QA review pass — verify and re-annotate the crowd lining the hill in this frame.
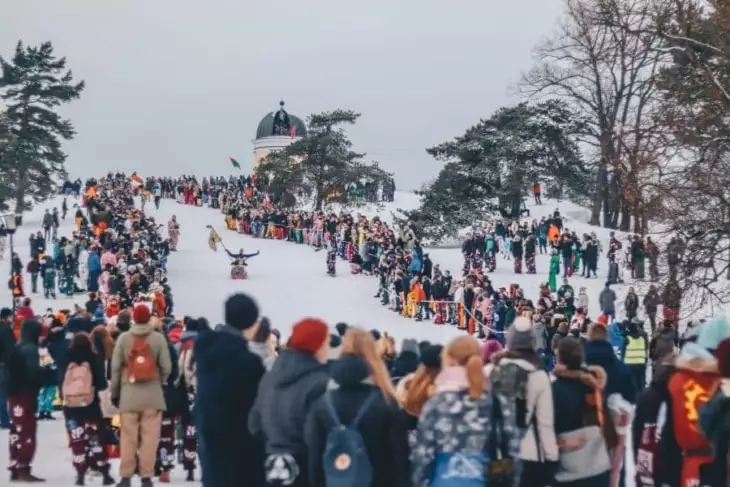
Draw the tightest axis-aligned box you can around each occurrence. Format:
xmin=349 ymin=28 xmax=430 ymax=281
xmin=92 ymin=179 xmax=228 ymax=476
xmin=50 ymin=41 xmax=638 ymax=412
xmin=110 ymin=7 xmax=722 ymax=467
xmin=0 ymin=173 xmax=729 ymax=487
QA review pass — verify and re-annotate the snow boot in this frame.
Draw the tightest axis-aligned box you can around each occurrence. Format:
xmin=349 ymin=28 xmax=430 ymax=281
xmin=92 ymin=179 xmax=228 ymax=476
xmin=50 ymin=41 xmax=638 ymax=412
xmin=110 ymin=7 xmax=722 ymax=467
xmin=185 ymin=470 xmax=195 ymax=482
xmin=12 ymin=469 xmax=45 ymax=483
xmin=116 ymin=478 xmax=131 ymax=487
xmin=101 ymin=473 xmax=116 ymax=486
xmin=159 ymin=471 xmax=171 ymax=483
xmin=140 ymin=478 xmax=154 ymax=487
xmin=75 ymin=473 xmax=85 ymax=486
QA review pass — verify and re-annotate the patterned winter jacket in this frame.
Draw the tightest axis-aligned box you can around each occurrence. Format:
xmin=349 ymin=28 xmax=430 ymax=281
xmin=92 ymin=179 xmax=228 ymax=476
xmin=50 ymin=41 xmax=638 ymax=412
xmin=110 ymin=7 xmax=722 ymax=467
xmin=410 ymin=389 xmax=520 ymax=487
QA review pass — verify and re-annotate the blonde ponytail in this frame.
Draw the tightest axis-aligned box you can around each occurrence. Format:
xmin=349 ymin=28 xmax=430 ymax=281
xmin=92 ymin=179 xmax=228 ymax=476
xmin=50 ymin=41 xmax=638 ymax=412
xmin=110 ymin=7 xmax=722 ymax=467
xmin=465 ymin=355 xmax=484 ymax=399
xmin=342 ymin=328 xmax=397 ymax=400
xmin=444 ymin=335 xmax=484 ymax=399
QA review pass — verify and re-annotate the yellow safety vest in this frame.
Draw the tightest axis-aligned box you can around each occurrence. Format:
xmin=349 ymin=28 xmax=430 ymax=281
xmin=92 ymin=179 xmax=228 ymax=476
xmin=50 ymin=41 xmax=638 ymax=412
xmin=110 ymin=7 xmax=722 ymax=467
xmin=624 ymin=336 xmax=647 ymax=365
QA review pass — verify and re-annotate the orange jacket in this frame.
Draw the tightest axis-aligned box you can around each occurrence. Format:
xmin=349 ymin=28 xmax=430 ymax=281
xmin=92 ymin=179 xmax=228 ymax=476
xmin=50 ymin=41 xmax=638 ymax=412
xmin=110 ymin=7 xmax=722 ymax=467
xmin=548 ymin=225 xmax=560 ymax=242
xmin=153 ymin=293 xmax=166 ymax=318
xmin=667 ymin=365 xmax=718 ymax=486
xmin=410 ymin=282 xmax=426 ymax=303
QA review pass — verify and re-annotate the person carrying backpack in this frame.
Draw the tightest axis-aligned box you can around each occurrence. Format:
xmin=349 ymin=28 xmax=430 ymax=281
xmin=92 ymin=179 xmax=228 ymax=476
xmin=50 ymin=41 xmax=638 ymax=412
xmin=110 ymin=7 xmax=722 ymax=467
xmin=248 ymin=318 xmax=331 ymax=487
xmin=411 ymin=335 xmax=519 ymax=487
xmin=304 ymin=328 xmax=410 ymax=487
xmin=485 ymin=316 xmax=559 ymax=487
xmin=110 ymin=305 xmax=172 ymax=487
xmin=62 ymin=332 xmax=115 ymax=486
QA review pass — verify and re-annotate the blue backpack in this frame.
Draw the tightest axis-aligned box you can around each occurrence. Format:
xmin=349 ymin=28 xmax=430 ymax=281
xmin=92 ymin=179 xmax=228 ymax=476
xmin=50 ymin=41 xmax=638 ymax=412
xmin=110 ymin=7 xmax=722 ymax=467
xmin=323 ymin=390 xmax=377 ymax=487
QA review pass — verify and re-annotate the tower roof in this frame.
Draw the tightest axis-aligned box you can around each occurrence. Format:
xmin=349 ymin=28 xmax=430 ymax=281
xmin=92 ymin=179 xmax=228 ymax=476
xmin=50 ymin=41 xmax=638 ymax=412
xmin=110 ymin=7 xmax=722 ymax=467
xmin=255 ymin=103 xmax=307 ymax=140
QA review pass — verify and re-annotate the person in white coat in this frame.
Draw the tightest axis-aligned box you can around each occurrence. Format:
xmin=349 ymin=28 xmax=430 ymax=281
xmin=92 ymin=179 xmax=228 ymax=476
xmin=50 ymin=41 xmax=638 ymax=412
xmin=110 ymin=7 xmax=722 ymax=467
xmin=577 ymin=286 xmax=589 ymax=312
xmin=77 ymin=247 xmax=89 ymax=289
xmin=485 ymin=317 xmax=559 ymax=487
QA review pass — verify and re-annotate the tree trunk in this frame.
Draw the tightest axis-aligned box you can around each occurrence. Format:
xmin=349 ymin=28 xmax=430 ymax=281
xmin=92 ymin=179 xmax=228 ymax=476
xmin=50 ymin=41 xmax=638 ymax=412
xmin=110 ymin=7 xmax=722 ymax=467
xmin=632 ymin=200 xmax=642 ymax=235
xmin=590 ymin=165 xmax=606 ymax=226
xmin=510 ymin=192 xmax=521 ymax=219
xmin=619 ymin=206 xmax=631 ymax=232
xmin=14 ymin=169 xmax=26 ymax=215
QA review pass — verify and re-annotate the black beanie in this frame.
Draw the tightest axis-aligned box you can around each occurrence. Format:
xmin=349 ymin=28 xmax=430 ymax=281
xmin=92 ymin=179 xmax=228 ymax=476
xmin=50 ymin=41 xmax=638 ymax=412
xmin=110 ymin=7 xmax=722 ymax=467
xmin=225 ymin=293 xmax=259 ymax=330
xmin=335 ymin=322 xmax=349 ymax=336
xmin=370 ymin=329 xmax=382 ymax=341
xmin=421 ymin=345 xmax=443 ymax=368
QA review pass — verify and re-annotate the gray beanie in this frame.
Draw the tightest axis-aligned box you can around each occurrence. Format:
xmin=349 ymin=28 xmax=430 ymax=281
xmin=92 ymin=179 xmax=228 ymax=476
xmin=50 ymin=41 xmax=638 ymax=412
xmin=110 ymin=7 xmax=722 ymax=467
xmin=401 ymin=338 xmax=420 ymax=356
xmin=506 ymin=316 xmax=535 ymax=351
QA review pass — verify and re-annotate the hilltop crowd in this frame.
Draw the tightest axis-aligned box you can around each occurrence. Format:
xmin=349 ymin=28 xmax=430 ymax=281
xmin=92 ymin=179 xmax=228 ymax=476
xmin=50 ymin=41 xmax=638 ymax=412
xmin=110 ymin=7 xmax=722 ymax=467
xmin=0 ymin=173 xmax=727 ymax=487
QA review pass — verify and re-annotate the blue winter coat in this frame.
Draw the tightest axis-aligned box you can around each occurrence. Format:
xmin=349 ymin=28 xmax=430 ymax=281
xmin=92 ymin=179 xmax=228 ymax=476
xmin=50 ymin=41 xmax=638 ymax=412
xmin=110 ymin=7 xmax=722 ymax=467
xmin=87 ymin=252 xmax=101 ymax=273
xmin=409 ymin=248 xmax=423 ymax=274
xmin=583 ymin=339 xmax=637 ymax=404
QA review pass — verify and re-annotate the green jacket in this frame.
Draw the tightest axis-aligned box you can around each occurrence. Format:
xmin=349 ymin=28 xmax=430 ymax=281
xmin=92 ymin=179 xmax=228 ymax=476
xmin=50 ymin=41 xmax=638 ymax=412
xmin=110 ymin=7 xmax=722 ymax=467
xmin=110 ymin=323 xmax=172 ymax=413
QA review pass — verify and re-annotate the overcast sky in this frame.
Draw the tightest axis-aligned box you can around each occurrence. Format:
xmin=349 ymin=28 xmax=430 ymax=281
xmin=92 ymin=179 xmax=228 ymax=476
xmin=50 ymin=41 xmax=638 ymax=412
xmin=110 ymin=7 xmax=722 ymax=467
xmin=2 ymin=0 xmax=563 ymax=189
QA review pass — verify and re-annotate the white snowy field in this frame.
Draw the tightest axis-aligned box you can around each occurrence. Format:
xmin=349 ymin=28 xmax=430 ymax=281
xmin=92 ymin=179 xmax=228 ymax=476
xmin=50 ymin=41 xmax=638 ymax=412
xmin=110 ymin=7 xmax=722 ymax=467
xmin=0 ymin=192 xmax=642 ymax=486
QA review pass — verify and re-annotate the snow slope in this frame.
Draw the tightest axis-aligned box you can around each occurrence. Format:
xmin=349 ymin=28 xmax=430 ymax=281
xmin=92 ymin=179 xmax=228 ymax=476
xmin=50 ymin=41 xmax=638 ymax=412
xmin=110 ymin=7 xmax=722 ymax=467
xmin=0 ymin=192 xmax=639 ymax=486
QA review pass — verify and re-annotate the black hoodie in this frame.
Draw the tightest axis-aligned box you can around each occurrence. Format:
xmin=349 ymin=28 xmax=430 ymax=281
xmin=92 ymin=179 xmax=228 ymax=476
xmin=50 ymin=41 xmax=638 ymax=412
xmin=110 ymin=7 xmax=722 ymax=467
xmin=304 ymin=355 xmax=411 ymax=487
xmin=7 ymin=320 xmax=42 ymax=396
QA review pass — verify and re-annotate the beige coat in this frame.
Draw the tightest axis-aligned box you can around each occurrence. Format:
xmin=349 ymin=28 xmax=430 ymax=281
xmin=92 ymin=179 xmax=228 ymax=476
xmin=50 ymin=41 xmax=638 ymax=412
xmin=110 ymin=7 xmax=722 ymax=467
xmin=484 ymin=356 xmax=559 ymax=462
xmin=110 ymin=324 xmax=172 ymax=413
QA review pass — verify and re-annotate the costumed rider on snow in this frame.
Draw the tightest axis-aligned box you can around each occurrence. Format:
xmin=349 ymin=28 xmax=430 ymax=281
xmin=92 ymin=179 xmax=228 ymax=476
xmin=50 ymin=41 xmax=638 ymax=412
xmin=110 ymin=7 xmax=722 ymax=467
xmin=226 ymin=248 xmax=260 ymax=266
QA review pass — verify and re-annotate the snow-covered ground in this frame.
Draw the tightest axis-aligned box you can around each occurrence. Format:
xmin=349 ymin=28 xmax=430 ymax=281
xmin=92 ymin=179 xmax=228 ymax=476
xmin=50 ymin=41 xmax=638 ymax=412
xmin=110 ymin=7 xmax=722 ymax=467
xmin=0 ymin=191 xmax=641 ymax=486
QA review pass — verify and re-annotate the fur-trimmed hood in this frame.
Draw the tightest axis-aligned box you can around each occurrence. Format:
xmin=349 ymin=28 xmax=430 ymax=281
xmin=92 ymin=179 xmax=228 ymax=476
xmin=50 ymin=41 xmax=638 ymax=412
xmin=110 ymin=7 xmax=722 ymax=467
xmin=552 ymin=364 xmax=607 ymax=390
xmin=665 ymin=352 xmax=718 ymax=374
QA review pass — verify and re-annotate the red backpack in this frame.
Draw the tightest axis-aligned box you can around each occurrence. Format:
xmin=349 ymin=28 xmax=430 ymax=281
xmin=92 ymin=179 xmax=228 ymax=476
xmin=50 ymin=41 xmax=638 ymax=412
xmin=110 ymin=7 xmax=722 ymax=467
xmin=126 ymin=336 xmax=158 ymax=383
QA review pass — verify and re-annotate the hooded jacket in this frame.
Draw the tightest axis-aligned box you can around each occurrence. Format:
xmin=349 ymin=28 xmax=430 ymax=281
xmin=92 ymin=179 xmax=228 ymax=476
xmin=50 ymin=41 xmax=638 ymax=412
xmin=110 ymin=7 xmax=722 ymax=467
xmin=305 ymin=355 xmax=410 ymax=487
xmin=194 ymin=324 xmax=265 ymax=487
xmin=583 ymin=339 xmax=637 ymax=404
xmin=6 ymin=320 xmax=42 ymax=396
xmin=110 ymin=323 xmax=172 ymax=412
xmin=248 ymin=348 xmax=329 ymax=455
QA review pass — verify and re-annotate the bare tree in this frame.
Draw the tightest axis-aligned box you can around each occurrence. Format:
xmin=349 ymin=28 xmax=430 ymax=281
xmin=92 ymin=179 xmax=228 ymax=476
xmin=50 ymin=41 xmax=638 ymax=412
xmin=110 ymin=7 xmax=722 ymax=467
xmin=644 ymin=0 xmax=730 ymax=312
xmin=520 ymin=0 xmax=669 ymax=230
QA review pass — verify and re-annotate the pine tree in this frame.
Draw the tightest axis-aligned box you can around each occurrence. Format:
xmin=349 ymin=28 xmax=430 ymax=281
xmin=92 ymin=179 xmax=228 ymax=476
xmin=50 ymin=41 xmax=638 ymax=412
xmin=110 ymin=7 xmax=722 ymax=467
xmin=0 ymin=41 xmax=85 ymax=212
xmin=256 ymin=109 xmax=390 ymax=210
xmin=402 ymin=101 xmax=591 ymax=241
xmin=0 ymin=112 xmax=13 ymax=210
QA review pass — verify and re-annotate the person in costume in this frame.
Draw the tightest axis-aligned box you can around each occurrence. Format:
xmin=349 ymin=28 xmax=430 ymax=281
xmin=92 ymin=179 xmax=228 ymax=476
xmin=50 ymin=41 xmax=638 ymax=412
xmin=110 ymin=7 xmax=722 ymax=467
xmin=225 ymin=248 xmax=259 ymax=266
xmin=548 ymin=248 xmax=560 ymax=292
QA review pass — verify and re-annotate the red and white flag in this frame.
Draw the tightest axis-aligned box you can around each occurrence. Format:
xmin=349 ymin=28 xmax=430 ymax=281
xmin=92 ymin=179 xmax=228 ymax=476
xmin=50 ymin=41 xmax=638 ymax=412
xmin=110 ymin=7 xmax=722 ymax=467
xmin=290 ymin=125 xmax=297 ymax=140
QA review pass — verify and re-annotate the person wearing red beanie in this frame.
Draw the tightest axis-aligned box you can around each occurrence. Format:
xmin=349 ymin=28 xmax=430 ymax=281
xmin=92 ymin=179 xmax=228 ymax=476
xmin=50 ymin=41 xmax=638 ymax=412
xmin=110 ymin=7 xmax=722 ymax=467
xmin=249 ymin=317 xmax=331 ymax=483
xmin=287 ymin=318 xmax=330 ymax=359
xmin=132 ymin=304 xmax=151 ymax=325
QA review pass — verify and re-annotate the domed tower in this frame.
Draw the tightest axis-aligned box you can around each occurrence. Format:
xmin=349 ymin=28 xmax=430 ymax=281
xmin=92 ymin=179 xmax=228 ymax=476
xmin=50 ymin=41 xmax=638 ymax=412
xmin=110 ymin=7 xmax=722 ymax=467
xmin=253 ymin=101 xmax=307 ymax=169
